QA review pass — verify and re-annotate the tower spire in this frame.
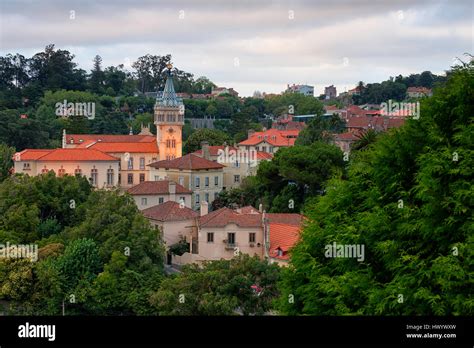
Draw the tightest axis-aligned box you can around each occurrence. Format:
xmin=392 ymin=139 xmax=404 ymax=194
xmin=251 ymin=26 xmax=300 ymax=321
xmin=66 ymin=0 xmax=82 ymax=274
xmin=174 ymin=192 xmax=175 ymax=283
xmin=156 ymin=64 xmax=183 ymax=108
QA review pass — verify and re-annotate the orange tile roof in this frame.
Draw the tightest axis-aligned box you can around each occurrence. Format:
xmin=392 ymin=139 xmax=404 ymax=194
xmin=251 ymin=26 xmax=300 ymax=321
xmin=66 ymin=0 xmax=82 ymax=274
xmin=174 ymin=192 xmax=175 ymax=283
xmin=149 ymin=154 xmax=224 ymax=170
xmin=16 ymin=148 xmax=119 ymax=162
xmin=256 ymin=151 xmax=273 ymax=160
xmin=142 ymin=201 xmax=198 ymax=222
xmin=66 ymin=134 xmax=155 ymax=144
xmin=268 ymin=223 xmax=301 ymax=260
xmin=127 ymin=180 xmax=192 ymax=195
xmin=334 ymin=132 xmax=359 ymax=141
xmin=239 ymin=128 xmax=299 ymax=147
xmin=199 ymin=207 xmax=262 ymax=228
xmin=14 ymin=149 xmax=53 ymax=160
xmin=266 ymin=213 xmax=304 ymax=226
xmin=86 ymin=142 xmax=159 ymax=153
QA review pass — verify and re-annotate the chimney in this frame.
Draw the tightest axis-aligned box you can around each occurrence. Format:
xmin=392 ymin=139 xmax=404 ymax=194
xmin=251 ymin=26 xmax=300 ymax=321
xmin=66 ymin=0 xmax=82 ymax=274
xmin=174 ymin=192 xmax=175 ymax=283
xmin=200 ymin=201 xmax=208 ymax=216
xmin=129 ymin=126 xmax=133 ymax=135
xmin=201 ymin=141 xmax=210 ymax=160
xmin=168 ymin=181 xmax=176 ymax=202
xmin=259 ymin=203 xmax=263 ymax=213
xmin=247 ymin=129 xmax=255 ymax=138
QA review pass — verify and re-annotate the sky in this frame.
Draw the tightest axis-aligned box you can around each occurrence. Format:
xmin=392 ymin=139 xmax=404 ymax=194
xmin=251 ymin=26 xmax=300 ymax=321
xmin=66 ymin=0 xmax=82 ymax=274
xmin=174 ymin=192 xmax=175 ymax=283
xmin=0 ymin=0 xmax=472 ymax=96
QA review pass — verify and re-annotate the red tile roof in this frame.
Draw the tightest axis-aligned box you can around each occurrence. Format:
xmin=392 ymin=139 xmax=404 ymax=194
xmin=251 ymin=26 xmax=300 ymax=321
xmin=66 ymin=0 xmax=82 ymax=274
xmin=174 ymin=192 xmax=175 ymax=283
xmin=199 ymin=207 xmax=262 ymax=228
xmin=149 ymin=154 xmax=224 ymax=170
xmin=66 ymin=134 xmax=155 ymax=144
xmin=239 ymin=128 xmax=299 ymax=147
xmin=269 ymin=223 xmax=301 ymax=260
xmin=266 ymin=213 xmax=304 ymax=226
xmin=334 ymin=132 xmax=359 ymax=141
xmin=142 ymin=201 xmax=198 ymax=222
xmin=14 ymin=149 xmax=53 ymax=161
xmin=127 ymin=180 xmax=192 ymax=195
xmin=347 ymin=116 xmax=406 ymax=130
xmin=84 ymin=142 xmax=159 ymax=153
xmin=15 ymin=148 xmax=119 ymax=162
xmin=257 ymin=151 xmax=273 ymax=160
xmin=407 ymin=87 xmax=431 ymax=93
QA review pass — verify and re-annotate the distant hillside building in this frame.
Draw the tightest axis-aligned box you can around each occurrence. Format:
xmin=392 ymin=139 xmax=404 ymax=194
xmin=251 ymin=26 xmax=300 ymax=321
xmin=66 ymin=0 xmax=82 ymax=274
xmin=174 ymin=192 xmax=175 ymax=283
xmin=238 ymin=128 xmax=300 ymax=155
xmin=406 ymin=87 xmax=432 ymax=98
xmin=286 ymin=84 xmax=314 ymax=97
xmin=324 ymin=85 xmax=337 ymax=99
xmin=211 ymin=87 xmax=239 ymax=97
xmin=127 ymin=180 xmax=193 ymax=210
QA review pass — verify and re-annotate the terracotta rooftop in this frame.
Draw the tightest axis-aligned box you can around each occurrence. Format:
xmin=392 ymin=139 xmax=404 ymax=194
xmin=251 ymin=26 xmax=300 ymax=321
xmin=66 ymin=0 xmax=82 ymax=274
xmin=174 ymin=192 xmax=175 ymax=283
xmin=239 ymin=128 xmax=299 ymax=147
xmin=334 ymin=132 xmax=359 ymax=141
xmin=266 ymin=213 xmax=304 ymax=226
xmin=81 ymin=142 xmax=159 ymax=153
xmin=269 ymin=223 xmax=301 ymax=261
xmin=127 ymin=180 xmax=192 ymax=195
xmin=142 ymin=201 xmax=198 ymax=222
xmin=14 ymin=148 xmax=119 ymax=162
xmin=66 ymin=134 xmax=155 ymax=144
xmin=199 ymin=207 xmax=262 ymax=228
xmin=149 ymin=154 xmax=224 ymax=170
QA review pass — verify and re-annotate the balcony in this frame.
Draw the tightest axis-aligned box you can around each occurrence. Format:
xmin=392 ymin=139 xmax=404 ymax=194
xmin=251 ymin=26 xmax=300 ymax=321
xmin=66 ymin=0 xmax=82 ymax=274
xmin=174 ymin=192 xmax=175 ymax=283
xmin=223 ymin=240 xmax=237 ymax=250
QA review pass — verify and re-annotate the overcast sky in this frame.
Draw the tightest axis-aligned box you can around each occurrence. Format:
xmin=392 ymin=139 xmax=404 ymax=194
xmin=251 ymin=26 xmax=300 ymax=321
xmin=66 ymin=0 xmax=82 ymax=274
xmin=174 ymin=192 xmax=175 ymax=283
xmin=0 ymin=0 xmax=472 ymax=96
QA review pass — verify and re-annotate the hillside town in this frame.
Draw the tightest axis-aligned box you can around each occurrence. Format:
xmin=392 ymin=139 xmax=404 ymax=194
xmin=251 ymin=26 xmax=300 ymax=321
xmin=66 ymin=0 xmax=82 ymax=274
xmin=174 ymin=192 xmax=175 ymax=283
xmin=9 ymin=63 xmax=436 ymax=271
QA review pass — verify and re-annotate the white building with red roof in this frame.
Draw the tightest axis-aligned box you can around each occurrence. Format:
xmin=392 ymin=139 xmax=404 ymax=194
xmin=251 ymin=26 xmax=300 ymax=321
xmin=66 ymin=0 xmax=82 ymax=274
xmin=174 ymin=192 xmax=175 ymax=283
xmin=13 ymin=148 xmax=120 ymax=187
xmin=238 ymin=128 xmax=300 ymax=155
xmin=148 ymin=153 xmax=224 ymax=210
xmin=127 ymin=180 xmax=193 ymax=210
xmin=13 ymin=65 xmax=185 ymax=190
xmin=192 ymin=142 xmax=273 ymax=190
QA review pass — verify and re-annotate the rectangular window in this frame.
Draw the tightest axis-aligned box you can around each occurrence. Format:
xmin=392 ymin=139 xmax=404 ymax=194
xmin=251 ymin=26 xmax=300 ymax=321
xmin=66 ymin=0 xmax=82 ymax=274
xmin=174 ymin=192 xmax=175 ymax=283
xmin=154 ymin=175 xmax=160 ymax=181
xmin=91 ymin=169 xmax=98 ymax=186
xmin=214 ymin=176 xmax=218 ymax=186
xmin=249 ymin=233 xmax=256 ymax=243
xmin=234 ymin=175 xmax=240 ymax=183
xmin=262 ymin=146 xmax=267 ymax=152
xmin=179 ymin=176 xmax=184 ymax=186
xmin=205 ymin=177 xmax=209 ymax=187
xmin=141 ymin=197 xmax=147 ymax=206
xmin=179 ymin=197 xmax=185 ymax=204
xmin=195 ymin=177 xmax=200 ymax=188
xmin=23 ymin=163 xmax=30 ymax=170
xmin=127 ymin=173 xmax=133 ymax=184
xmin=159 ymin=197 xmax=164 ymax=204
xmin=227 ymin=232 xmax=235 ymax=245
xmin=195 ymin=194 xmax=200 ymax=204
xmin=128 ymin=157 xmax=134 ymax=170
xmin=207 ymin=232 xmax=214 ymax=243
xmin=107 ymin=169 xmax=114 ymax=186
xmin=139 ymin=157 xmax=145 ymax=170
xmin=139 ymin=173 xmax=145 ymax=183
xmin=205 ymin=193 xmax=209 ymax=202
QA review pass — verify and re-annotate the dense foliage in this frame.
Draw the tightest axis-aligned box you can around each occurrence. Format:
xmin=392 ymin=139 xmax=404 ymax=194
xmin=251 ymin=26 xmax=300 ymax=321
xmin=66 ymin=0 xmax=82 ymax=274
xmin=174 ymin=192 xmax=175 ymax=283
xmin=277 ymin=62 xmax=473 ymax=315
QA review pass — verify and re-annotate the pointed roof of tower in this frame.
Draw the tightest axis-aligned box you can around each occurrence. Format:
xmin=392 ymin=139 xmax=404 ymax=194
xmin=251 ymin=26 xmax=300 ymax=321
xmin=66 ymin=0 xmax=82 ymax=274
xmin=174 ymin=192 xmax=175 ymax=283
xmin=156 ymin=64 xmax=183 ymax=108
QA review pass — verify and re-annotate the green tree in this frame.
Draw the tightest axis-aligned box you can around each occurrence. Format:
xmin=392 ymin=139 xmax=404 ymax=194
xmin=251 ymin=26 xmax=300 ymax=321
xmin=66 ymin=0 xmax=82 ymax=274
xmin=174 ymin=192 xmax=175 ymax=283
xmin=183 ymin=128 xmax=232 ymax=154
xmin=0 ymin=143 xmax=14 ymax=182
xmin=277 ymin=62 xmax=474 ymax=315
xmin=149 ymin=254 xmax=280 ymax=315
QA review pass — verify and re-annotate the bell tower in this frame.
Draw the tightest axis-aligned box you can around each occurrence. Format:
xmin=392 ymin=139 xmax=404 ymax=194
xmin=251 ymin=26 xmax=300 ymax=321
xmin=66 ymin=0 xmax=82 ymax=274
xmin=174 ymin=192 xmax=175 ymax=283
xmin=154 ymin=64 xmax=185 ymax=161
